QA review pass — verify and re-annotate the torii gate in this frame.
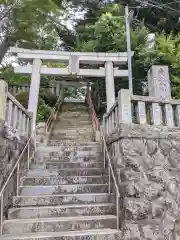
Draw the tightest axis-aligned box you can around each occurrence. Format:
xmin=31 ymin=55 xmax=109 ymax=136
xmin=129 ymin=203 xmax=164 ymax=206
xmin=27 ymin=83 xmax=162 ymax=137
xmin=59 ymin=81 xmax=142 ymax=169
xmin=10 ymin=47 xmax=134 ymax=129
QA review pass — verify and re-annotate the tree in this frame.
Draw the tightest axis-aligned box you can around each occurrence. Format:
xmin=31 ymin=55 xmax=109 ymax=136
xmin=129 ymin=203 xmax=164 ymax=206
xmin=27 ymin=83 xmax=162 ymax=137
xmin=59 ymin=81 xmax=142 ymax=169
xmin=71 ymin=3 xmax=149 ymax=110
xmin=114 ymin=0 xmax=180 ymax=34
xmin=0 ymin=0 xmax=64 ymax=62
xmin=138 ymin=32 xmax=180 ymax=98
xmin=70 ymin=2 xmax=180 ymax=110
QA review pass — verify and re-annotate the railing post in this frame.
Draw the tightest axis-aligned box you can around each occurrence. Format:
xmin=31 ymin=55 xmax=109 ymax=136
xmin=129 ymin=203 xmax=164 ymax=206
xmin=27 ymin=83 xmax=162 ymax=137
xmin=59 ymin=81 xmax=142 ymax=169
xmin=22 ymin=114 xmax=26 ymax=134
xmin=164 ymin=104 xmax=174 ymax=127
xmin=0 ymin=80 xmax=8 ymax=122
xmin=175 ymin=105 xmax=180 ymax=126
xmin=16 ymin=163 xmax=20 ymax=196
xmin=117 ymin=89 xmax=132 ymax=124
xmin=0 ymin=81 xmax=7 ymax=235
xmin=13 ymin=105 xmax=18 ymax=129
xmin=0 ymin=193 xmax=3 ymax=235
xmin=103 ymin=143 xmax=106 ymax=168
xmin=27 ymin=142 xmax=30 ymax=170
xmin=103 ymin=114 xmax=107 ymax=136
xmin=116 ymin=194 xmax=119 ymax=230
xmin=28 ymin=112 xmax=33 ymax=138
xmin=108 ymin=163 xmax=111 ymax=194
xmin=7 ymin=100 xmax=13 ymax=125
xmin=18 ymin=109 xmax=22 ymax=132
xmin=136 ymin=101 xmax=147 ymax=124
xmin=151 ymin=103 xmax=162 ymax=125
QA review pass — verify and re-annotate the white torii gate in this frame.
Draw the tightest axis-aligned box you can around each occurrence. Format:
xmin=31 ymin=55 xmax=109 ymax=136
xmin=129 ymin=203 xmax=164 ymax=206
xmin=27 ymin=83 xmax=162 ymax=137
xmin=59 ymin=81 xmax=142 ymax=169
xmin=10 ymin=47 xmax=134 ymax=129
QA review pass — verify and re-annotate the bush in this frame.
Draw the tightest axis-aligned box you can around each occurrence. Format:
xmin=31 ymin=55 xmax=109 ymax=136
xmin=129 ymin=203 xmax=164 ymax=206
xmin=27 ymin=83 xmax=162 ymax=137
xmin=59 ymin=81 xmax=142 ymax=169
xmin=39 ymin=89 xmax=58 ymax=107
xmin=36 ymin=98 xmax=52 ymax=122
xmin=15 ymin=91 xmax=29 ymax=109
xmin=15 ymin=91 xmax=52 ymax=122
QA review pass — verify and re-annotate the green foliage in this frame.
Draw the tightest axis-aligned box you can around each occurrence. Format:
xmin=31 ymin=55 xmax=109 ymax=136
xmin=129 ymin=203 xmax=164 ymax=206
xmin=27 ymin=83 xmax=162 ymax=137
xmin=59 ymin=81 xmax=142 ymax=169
xmin=70 ymin=2 xmax=180 ymax=109
xmin=72 ymin=3 xmax=150 ymax=108
xmin=39 ymin=89 xmax=58 ymax=107
xmin=37 ymin=98 xmax=52 ymax=122
xmin=2 ymin=0 xmax=180 ymax=116
xmin=15 ymin=91 xmax=29 ymax=109
xmin=137 ymin=32 xmax=180 ymax=98
xmin=112 ymin=0 xmax=180 ymax=34
xmin=15 ymin=91 xmax=52 ymax=122
xmin=0 ymin=67 xmax=30 ymax=85
xmin=0 ymin=0 xmax=65 ymax=62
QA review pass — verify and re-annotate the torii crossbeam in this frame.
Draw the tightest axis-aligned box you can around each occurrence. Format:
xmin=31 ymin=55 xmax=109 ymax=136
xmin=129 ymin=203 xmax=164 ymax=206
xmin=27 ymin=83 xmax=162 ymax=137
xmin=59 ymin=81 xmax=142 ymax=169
xmin=10 ymin=47 xmax=134 ymax=128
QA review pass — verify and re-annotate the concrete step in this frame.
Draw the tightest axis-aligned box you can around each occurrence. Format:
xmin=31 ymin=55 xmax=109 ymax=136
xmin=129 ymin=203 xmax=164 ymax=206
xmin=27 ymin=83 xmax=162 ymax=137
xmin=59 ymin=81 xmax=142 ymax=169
xmin=52 ymin=125 xmax=92 ymax=129
xmin=22 ymin=175 xmax=108 ymax=186
xmin=57 ymin=116 xmax=90 ymax=120
xmin=8 ymin=203 xmax=115 ymax=219
xmin=46 ymin=162 xmax=103 ymax=169
xmin=51 ymin=129 xmax=93 ymax=134
xmin=50 ymin=134 xmax=93 ymax=139
xmin=50 ymin=136 xmax=93 ymax=141
xmin=45 ymin=145 xmax=99 ymax=151
xmin=46 ymin=142 xmax=99 ymax=147
xmin=51 ymin=128 xmax=92 ymax=133
xmin=35 ymin=150 xmax=101 ymax=159
xmin=54 ymin=124 xmax=92 ymax=127
xmin=35 ymin=155 xmax=102 ymax=163
xmin=0 ymin=229 xmax=119 ymax=240
xmin=13 ymin=193 xmax=113 ymax=207
xmin=31 ymin=162 xmax=104 ymax=169
xmin=50 ymin=137 xmax=93 ymax=141
xmin=48 ymin=150 xmax=101 ymax=157
xmin=26 ymin=168 xmax=107 ymax=177
xmin=19 ymin=184 xmax=108 ymax=195
xmin=3 ymin=215 xmax=117 ymax=234
xmin=53 ymin=122 xmax=91 ymax=127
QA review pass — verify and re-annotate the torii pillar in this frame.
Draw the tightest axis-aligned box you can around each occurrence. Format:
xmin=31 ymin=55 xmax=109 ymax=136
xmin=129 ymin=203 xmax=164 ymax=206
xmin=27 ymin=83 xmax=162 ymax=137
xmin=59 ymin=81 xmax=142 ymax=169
xmin=28 ymin=59 xmax=42 ymax=130
xmin=105 ymin=61 xmax=115 ymax=112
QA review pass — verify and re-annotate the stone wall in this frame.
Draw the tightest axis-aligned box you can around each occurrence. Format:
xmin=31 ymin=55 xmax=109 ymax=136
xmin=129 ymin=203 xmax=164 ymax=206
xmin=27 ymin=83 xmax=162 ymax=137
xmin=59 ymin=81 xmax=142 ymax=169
xmin=0 ymin=121 xmax=27 ymax=219
xmin=107 ymin=124 xmax=180 ymax=240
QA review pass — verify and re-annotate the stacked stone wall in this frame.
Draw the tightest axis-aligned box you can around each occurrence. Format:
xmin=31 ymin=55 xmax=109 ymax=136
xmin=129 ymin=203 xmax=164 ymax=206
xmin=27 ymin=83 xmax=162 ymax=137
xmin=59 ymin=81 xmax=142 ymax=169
xmin=107 ymin=124 xmax=180 ymax=239
xmin=0 ymin=121 xmax=27 ymax=219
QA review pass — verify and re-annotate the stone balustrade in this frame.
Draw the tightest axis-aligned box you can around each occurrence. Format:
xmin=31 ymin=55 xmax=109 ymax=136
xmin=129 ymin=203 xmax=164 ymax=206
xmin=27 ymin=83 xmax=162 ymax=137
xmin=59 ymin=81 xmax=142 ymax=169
xmin=8 ymin=84 xmax=61 ymax=97
xmin=103 ymin=65 xmax=180 ymax=239
xmin=104 ymin=91 xmax=180 ymax=238
xmin=6 ymin=92 xmax=32 ymax=137
xmin=0 ymin=80 xmax=34 ymax=221
xmin=131 ymin=95 xmax=180 ymax=127
xmin=104 ymin=89 xmax=180 ymax=136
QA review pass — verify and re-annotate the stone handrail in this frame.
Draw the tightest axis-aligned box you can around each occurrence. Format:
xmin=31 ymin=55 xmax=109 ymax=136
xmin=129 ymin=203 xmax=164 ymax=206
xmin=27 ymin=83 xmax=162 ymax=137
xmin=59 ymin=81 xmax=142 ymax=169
xmin=6 ymin=92 xmax=32 ymax=137
xmin=8 ymin=84 xmax=62 ymax=97
xmin=103 ymin=89 xmax=180 ymax=135
xmin=131 ymin=95 xmax=180 ymax=126
xmin=105 ymin=100 xmax=118 ymax=118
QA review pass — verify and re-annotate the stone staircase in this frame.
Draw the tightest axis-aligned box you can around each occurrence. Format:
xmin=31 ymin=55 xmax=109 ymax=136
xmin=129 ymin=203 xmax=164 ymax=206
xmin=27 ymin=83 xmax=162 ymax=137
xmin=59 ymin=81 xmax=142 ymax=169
xmin=1 ymin=102 xmax=119 ymax=240
xmin=50 ymin=103 xmax=94 ymax=142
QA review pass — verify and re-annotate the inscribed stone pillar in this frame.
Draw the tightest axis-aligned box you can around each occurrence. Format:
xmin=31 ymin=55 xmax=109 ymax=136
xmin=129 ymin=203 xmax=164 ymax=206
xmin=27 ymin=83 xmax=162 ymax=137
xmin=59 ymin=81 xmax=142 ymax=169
xmin=28 ymin=59 xmax=42 ymax=130
xmin=148 ymin=65 xmax=173 ymax=126
xmin=105 ymin=61 xmax=115 ymax=112
xmin=148 ymin=65 xmax=171 ymax=100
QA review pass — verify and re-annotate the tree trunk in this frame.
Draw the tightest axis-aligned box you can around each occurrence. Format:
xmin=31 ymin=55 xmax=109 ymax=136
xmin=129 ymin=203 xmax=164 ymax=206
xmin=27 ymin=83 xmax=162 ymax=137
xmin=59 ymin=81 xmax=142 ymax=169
xmin=0 ymin=36 xmax=14 ymax=64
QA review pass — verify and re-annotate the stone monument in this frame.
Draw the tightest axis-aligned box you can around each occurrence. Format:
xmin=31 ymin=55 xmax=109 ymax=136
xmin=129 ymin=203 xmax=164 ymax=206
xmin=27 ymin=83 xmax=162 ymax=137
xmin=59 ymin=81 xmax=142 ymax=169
xmin=148 ymin=65 xmax=174 ymax=126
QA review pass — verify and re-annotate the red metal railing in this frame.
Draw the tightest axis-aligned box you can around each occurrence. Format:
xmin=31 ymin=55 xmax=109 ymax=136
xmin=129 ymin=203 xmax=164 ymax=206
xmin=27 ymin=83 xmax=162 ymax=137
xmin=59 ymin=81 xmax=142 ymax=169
xmin=88 ymin=92 xmax=100 ymax=131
